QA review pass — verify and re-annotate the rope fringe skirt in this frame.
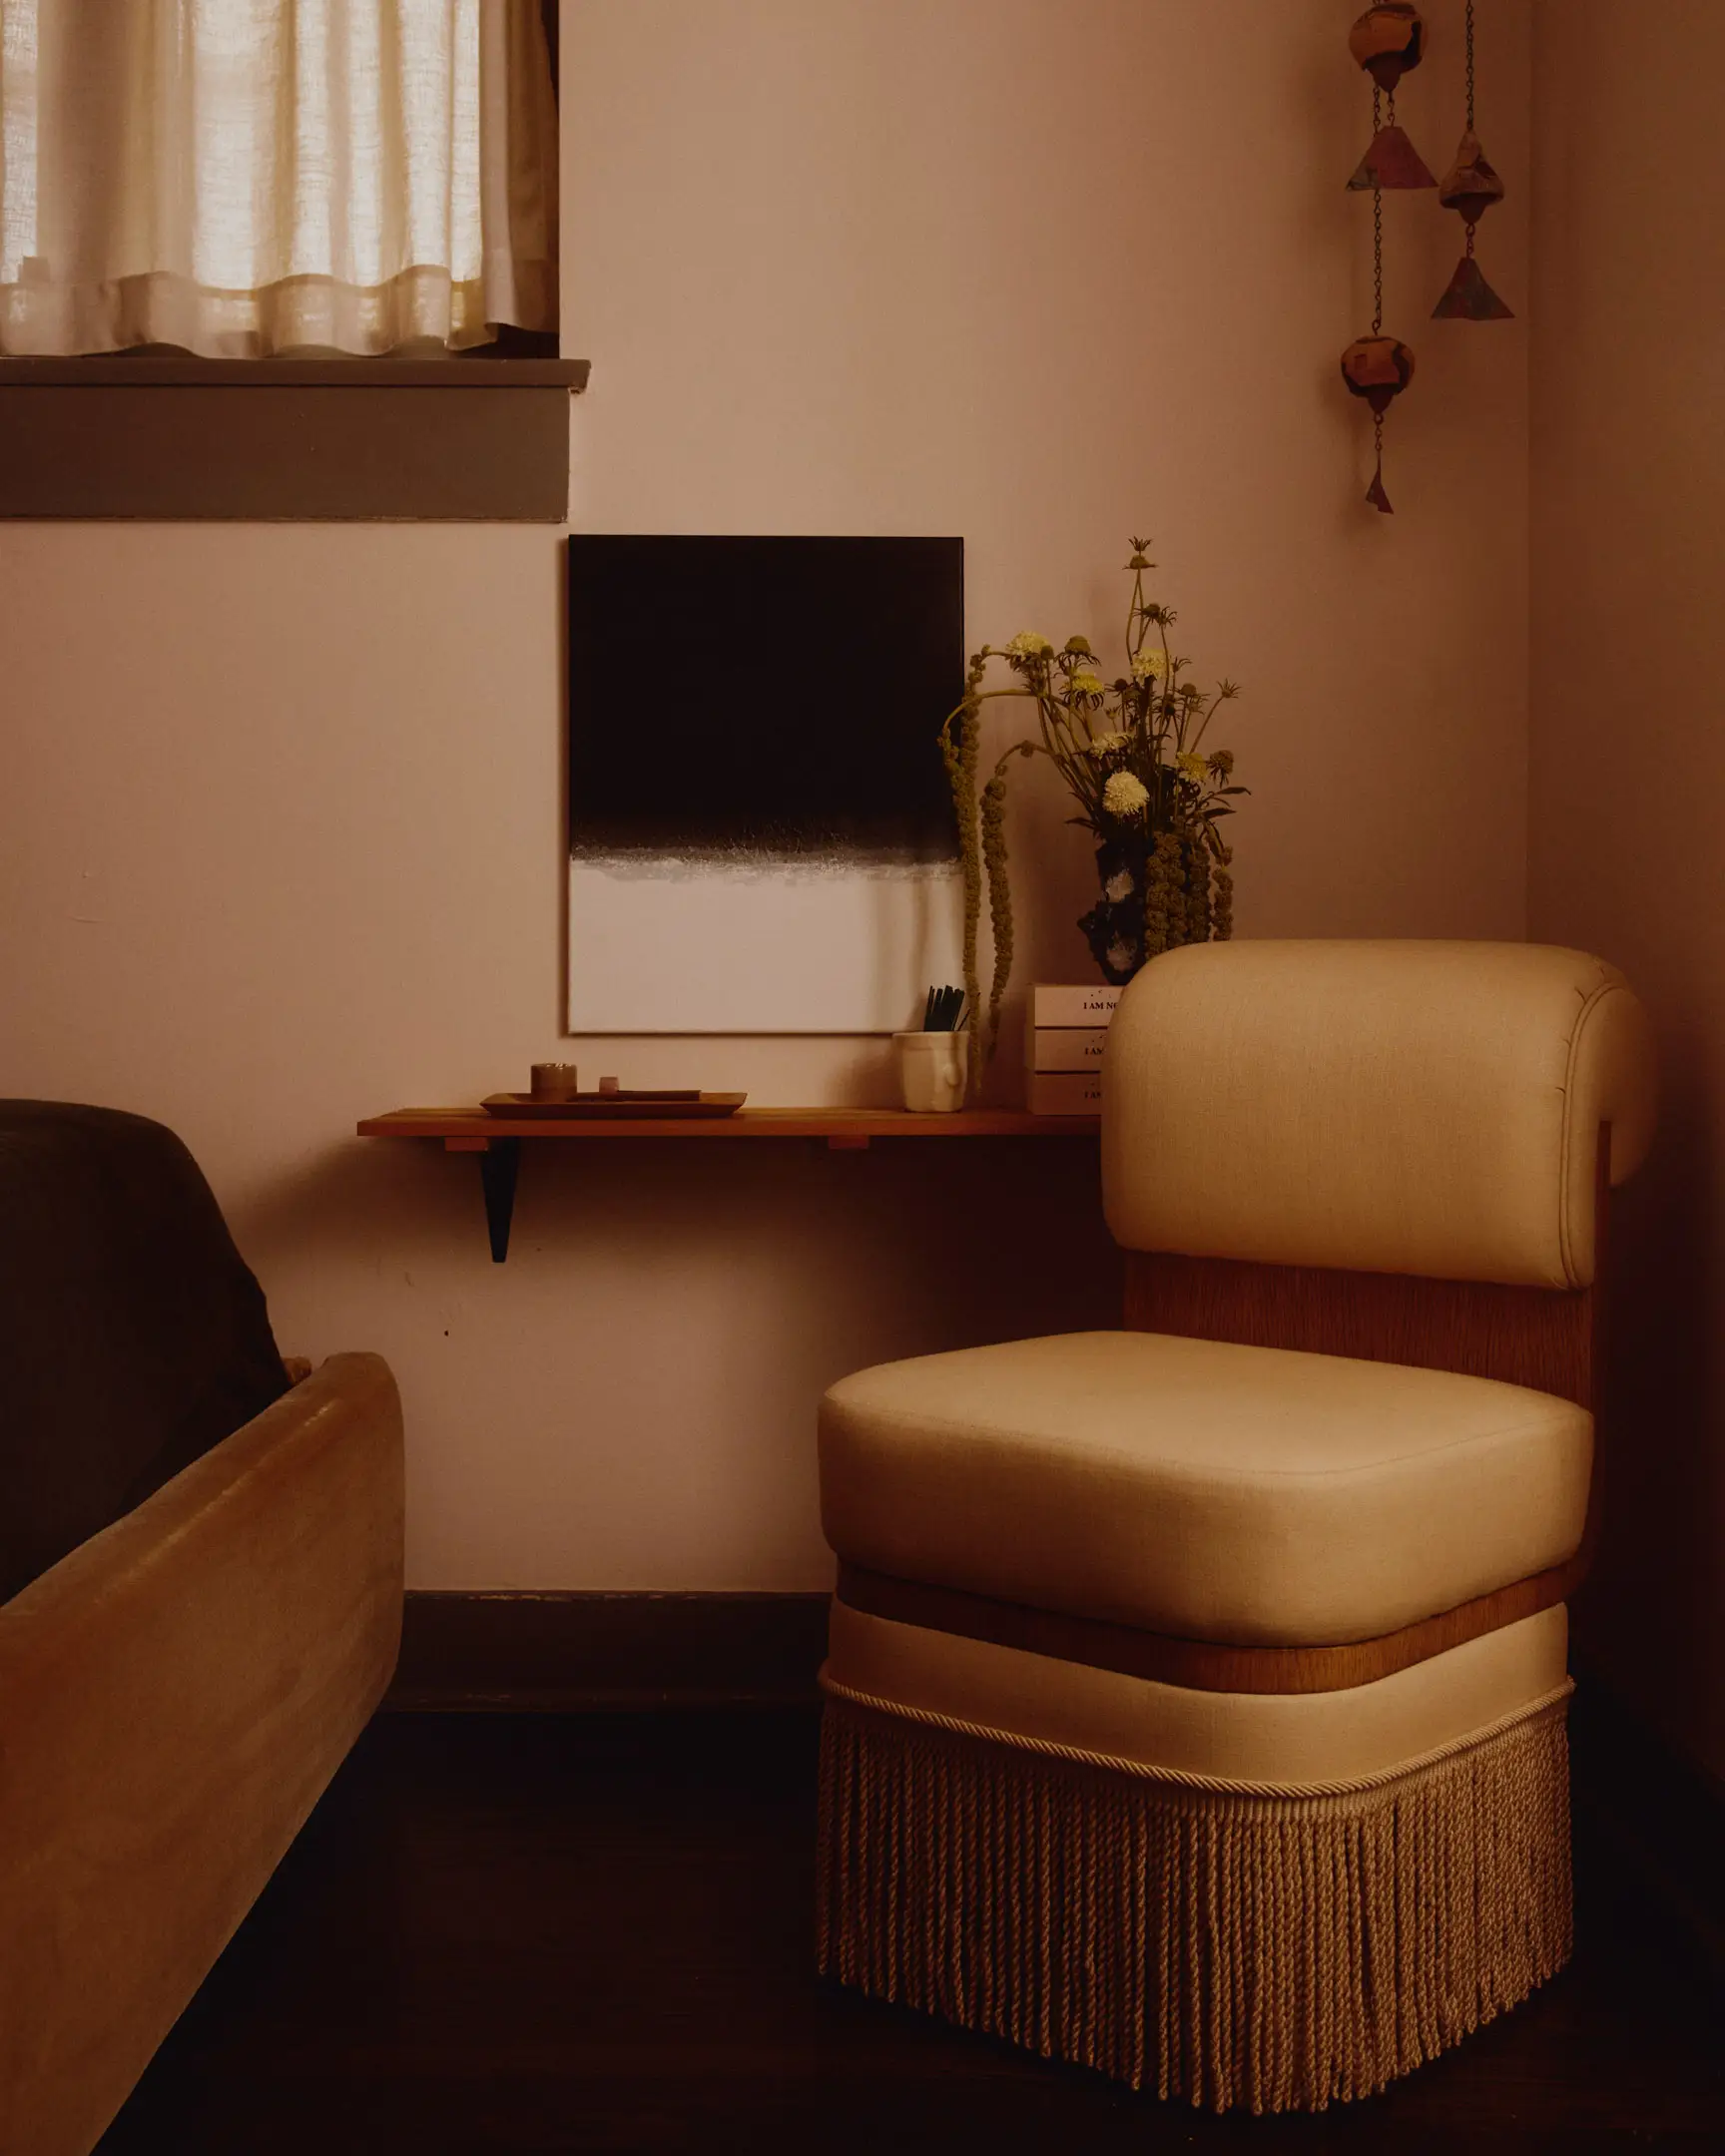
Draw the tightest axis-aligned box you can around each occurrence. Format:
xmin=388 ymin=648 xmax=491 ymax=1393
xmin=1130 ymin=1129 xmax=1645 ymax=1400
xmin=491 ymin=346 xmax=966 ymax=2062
xmin=816 ymin=1691 xmax=1573 ymax=2113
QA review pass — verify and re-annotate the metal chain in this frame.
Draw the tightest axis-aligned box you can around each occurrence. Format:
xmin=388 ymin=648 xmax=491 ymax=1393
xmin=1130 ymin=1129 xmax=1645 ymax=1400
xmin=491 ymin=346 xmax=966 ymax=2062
xmin=1372 ymin=86 xmax=1384 ymax=334
xmin=1374 ymin=191 xmax=1384 ymax=330
xmin=1466 ymin=0 xmax=1476 ymax=131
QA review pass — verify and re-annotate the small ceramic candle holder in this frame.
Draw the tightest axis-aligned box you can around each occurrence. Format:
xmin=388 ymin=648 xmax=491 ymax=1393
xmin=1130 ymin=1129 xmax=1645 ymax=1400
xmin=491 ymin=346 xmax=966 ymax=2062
xmin=530 ymin=1062 xmax=580 ymax=1101
xmin=894 ymin=1030 xmax=969 ymax=1113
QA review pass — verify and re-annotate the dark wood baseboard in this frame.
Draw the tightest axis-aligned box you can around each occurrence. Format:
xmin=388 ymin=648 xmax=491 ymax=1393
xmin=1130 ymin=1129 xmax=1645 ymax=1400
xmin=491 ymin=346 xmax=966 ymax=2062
xmin=1569 ymin=1665 xmax=1725 ymax=1987
xmin=382 ymin=1590 xmax=832 ymax=1713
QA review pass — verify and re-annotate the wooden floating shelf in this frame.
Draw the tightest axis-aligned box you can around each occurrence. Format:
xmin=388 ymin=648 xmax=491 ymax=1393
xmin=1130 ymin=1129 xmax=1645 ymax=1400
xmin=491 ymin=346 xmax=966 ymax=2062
xmin=357 ymin=1107 xmax=1099 ymax=1144
xmin=356 ymin=1107 xmax=1101 ymax=1261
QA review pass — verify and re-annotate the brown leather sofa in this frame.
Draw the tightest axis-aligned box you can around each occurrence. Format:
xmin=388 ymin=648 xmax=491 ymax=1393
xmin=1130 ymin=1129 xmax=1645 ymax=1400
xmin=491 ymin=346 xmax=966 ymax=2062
xmin=0 ymin=1104 xmax=404 ymax=2156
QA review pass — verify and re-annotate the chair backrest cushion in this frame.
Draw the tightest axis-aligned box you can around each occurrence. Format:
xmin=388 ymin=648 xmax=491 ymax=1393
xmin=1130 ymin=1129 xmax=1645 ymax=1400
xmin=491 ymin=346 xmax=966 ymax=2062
xmin=0 ymin=1102 xmax=288 ymax=1604
xmin=1102 ymin=940 xmax=1655 ymax=1290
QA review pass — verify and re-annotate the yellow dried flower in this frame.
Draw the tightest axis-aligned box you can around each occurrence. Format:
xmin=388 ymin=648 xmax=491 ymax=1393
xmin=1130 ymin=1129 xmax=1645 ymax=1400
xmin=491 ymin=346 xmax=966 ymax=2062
xmin=1069 ymin=670 xmax=1105 ymax=697
xmin=1175 ymin=751 xmax=1208 ymax=785
xmin=1130 ymin=647 xmax=1167 ymax=681
xmin=1005 ymin=631 xmax=1053 ymax=657
xmin=1085 ymin=731 xmax=1130 ymax=757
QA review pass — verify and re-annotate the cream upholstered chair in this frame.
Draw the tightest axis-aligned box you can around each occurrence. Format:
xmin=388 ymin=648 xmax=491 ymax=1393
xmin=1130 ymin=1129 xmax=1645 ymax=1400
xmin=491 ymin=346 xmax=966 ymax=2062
xmin=816 ymin=940 xmax=1656 ymax=2114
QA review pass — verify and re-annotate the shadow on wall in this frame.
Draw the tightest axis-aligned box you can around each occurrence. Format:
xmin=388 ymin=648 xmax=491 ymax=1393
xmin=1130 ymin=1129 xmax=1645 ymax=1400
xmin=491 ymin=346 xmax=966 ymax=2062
xmin=1578 ymin=1066 xmax=1725 ymax=1765
xmin=227 ymin=1134 xmax=1121 ymax=1348
xmin=221 ymin=1131 xmax=1124 ymax=1586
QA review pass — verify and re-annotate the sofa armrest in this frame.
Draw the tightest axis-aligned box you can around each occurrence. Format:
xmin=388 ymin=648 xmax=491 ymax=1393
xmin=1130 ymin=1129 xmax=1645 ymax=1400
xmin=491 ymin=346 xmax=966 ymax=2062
xmin=0 ymin=1351 xmax=403 ymax=2156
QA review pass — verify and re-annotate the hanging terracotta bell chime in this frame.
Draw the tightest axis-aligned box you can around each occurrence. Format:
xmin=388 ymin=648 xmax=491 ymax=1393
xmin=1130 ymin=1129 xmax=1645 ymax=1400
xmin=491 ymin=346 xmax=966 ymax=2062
xmin=1341 ymin=337 xmax=1416 ymax=512
xmin=1433 ymin=3 xmax=1513 ymax=318
xmin=1343 ymin=6 xmax=1429 ymax=513
xmin=1347 ymin=4 xmax=1437 ymax=192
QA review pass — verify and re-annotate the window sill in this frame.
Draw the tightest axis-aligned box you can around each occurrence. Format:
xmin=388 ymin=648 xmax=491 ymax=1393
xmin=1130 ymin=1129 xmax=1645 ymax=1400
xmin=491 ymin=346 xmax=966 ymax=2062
xmin=0 ymin=354 xmax=591 ymax=520
xmin=0 ymin=355 xmax=590 ymax=387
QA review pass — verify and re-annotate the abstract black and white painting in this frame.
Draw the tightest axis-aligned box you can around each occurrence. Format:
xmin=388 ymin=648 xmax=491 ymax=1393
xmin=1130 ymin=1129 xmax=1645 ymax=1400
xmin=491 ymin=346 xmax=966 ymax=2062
xmin=566 ymin=535 xmax=965 ymax=1033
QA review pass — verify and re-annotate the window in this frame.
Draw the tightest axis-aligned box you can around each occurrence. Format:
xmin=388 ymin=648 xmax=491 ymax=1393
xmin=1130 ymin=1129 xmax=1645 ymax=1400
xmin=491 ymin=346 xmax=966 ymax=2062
xmin=0 ymin=0 xmax=582 ymax=517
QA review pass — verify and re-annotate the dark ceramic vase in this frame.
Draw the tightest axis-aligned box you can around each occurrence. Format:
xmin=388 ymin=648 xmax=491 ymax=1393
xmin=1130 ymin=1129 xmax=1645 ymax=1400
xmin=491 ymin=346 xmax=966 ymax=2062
xmin=1077 ymin=835 xmax=1155 ymax=984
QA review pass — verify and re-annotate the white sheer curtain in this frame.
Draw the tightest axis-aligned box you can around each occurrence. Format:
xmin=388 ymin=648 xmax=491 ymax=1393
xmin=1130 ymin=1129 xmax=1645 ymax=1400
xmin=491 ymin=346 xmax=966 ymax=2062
xmin=0 ymin=0 xmax=557 ymax=355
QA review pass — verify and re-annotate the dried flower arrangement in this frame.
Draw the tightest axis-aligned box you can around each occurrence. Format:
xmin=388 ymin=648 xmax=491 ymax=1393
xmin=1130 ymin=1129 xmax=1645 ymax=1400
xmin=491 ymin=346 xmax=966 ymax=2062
xmin=939 ymin=539 xmax=1245 ymax=1064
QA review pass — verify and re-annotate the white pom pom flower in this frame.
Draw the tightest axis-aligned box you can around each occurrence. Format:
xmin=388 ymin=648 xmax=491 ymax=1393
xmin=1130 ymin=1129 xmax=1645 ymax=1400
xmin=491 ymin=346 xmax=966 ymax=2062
xmin=1103 ymin=771 xmax=1151 ymax=818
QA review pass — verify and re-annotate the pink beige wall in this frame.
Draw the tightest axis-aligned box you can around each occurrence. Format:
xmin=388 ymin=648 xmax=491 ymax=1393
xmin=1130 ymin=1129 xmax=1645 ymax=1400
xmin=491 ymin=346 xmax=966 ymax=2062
xmin=1528 ymin=1 xmax=1725 ymax=1780
xmin=0 ymin=1 xmax=1529 ymax=1591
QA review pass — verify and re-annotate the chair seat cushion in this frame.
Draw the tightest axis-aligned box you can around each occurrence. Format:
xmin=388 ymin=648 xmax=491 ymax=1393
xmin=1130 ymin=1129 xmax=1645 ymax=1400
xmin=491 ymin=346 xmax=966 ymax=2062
xmin=820 ymin=1331 xmax=1591 ymax=1647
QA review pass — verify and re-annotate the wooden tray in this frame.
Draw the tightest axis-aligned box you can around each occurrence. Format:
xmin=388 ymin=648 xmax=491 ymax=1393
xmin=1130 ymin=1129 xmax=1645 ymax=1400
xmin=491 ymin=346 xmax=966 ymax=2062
xmin=481 ymin=1092 xmax=747 ymax=1120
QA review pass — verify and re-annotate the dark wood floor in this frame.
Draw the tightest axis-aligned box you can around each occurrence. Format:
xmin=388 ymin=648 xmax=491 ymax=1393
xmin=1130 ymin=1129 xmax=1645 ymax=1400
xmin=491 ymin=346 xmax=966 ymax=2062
xmin=98 ymin=1710 xmax=1724 ymax=2155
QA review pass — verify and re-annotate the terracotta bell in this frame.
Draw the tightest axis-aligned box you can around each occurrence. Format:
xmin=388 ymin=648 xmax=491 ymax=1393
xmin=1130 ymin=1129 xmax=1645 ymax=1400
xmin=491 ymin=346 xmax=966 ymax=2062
xmin=1346 ymin=5 xmax=1435 ymax=191
xmin=1432 ymin=129 xmax=1514 ymax=319
xmin=1340 ymin=335 xmax=1417 ymax=413
xmin=1432 ymin=257 xmax=1513 ymax=320
xmin=1438 ymin=130 xmax=1505 ymax=223
xmin=1342 ymin=337 xmax=1415 ymax=513
xmin=1348 ymin=127 xmax=1438 ymax=191
xmin=1348 ymin=4 xmax=1427 ymax=93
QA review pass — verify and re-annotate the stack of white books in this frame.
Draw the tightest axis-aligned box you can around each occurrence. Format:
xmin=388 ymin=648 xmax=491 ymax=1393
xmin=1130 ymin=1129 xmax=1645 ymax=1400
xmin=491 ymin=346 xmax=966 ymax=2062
xmin=1024 ymin=983 xmax=1121 ymax=1114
